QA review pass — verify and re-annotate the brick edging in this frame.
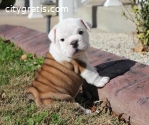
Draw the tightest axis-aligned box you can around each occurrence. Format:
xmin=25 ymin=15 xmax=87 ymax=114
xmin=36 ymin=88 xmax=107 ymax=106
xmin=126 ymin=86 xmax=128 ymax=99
xmin=0 ymin=25 xmax=50 ymax=57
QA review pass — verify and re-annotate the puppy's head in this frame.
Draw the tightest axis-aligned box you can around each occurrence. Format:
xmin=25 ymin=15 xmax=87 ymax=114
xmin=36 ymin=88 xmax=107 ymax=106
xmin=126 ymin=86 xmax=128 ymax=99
xmin=48 ymin=18 xmax=91 ymax=58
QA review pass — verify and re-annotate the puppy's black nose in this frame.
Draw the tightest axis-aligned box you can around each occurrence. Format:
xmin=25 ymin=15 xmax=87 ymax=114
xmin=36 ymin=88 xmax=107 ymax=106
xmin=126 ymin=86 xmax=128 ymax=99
xmin=70 ymin=40 xmax=78 ymax=48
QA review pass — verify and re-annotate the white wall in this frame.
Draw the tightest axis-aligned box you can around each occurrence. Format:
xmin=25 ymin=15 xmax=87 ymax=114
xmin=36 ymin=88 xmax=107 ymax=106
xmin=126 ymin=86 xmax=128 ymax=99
xmin=14 ymin=0 xmax=25 ymax=7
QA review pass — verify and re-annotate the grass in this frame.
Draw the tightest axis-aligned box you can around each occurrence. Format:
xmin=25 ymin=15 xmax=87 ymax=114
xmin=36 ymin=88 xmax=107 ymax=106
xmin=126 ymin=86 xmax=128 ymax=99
xmin=0 ymin=38 xmax=126 ymax=125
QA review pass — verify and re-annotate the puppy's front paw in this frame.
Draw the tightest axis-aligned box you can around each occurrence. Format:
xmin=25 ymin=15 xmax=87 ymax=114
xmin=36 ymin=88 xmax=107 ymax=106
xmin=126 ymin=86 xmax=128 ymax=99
xmin=94 ymin=77 xmax=110 ymax=87
xmin=84 ymin=109 xmax=92 ymax=114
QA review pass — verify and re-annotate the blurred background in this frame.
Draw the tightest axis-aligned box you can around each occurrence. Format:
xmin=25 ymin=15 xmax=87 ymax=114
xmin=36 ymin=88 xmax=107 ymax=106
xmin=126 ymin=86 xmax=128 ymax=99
xmin=0 ymin=0 xmax=136 ymax=33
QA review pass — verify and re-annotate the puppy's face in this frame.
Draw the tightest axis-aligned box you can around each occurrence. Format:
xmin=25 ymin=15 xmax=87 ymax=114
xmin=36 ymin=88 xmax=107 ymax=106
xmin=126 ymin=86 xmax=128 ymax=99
xmin=48 ymin=18 xmax=91 ymax=58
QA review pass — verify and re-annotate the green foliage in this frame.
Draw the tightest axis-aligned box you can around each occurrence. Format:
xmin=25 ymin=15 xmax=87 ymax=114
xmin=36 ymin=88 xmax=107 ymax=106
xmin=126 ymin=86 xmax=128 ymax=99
xmin=0 ymin=0 xmax=16 ymax=9
xmin=0 ymin=38 xmax=44 ymax=85
xmin=123 ymin=0 xmax=149 ymax=47
xmin=2 ymin=103 xmax=49 ymax=125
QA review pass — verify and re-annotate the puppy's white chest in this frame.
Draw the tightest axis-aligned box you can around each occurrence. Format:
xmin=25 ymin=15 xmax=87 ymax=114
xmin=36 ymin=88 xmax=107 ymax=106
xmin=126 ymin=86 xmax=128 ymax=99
xmin=49 ymin=43 xmax=71 ymax=63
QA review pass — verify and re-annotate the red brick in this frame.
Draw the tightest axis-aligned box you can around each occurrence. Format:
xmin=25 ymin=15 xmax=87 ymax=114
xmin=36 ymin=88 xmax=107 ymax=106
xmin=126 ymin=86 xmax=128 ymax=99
xmin=20 ymin=34 xmax=48 ymax=52
xmin=14 ymin=30 xmax=41 ymax=43
xmin=96 ymin=62 xmax=149 ymax=125
xmin=0 ymin=25 xmax=16 ymax=39
xmin=88 ymin=48 xmax=124 ymax=66
xmin=7 ymin=28 xmax=36 ymax=43
xmin=90 ymin=53 xmax=123 ymax=66
xmin=4 ymin=27 xmax=25 ymax=40
xmin=16 ymin=32 xmax=45 ymax=46
xmin=27 ymin=42 xmax=46 ymax=52
xmin=3 ymin=26 xmax=22 ymax=36
xmin=28 ymin=42 xmax=49 ymax=54
xmin=35 ymin=43 xmax=49 ymax=52
xmin=36 ymin=47 xmax=49 ymax=57
xmin=88 ymin=47 xmax=100 ymax=56
xmin=0 ymin=25 xmax=15 ymax=33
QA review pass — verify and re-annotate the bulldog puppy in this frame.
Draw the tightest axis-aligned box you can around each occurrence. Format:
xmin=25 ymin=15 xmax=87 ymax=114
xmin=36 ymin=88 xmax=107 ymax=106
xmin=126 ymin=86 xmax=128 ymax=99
xmin=27 ymin=18 xmax=110 ymax=113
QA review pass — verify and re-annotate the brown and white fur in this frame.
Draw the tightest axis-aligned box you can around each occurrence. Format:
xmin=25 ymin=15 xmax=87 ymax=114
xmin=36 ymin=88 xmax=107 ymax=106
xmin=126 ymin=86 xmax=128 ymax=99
xmin=27 ymin=18 xmax=110 ymax=114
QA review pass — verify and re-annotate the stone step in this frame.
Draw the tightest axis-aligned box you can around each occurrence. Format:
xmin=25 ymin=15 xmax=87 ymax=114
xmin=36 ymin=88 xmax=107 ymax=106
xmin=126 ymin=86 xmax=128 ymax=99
xmin=74 ymin=0 xmax=105 ymax=28
xmin=74 ymin=0 xmax=136 ymax=33
xmin=0 ymin=24 xmax=149 ymax=125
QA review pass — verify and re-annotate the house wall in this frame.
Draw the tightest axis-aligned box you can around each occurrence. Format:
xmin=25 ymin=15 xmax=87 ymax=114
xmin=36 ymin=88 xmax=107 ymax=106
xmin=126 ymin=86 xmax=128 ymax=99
xmin=14 ymin=0 xmax=25 ymax=7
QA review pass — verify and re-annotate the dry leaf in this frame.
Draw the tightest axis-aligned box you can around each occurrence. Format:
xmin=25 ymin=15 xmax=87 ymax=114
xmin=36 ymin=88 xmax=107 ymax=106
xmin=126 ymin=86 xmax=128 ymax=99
xmin=140 ymin=51 xmax=146 ymax=54
xmin=133 ymin=45 xmax=143 ymax=52
xmin=2 ymin=93 xmax=6 ymax=99
xmin=15 ymin=45 xmax=19 ymax=50
xmin=112 ymin=111 xmax=118 ymax=117
xmin=143 ymin=45 xmax=149 ymax=52
xmin=91 ymin=105 xmax=96 ymax=112
xmin=33 ymin=62 xmax=37 ymax=64
xmin=21 ymin=54 xmax=27 ymax=60
xmin=118 ymin=113 xmax=126 ymax=122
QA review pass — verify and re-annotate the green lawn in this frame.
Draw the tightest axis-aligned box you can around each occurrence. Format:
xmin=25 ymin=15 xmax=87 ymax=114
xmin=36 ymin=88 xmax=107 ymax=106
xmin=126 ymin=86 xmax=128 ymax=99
xmin=0 ymin=38 xmax=126 ymax=125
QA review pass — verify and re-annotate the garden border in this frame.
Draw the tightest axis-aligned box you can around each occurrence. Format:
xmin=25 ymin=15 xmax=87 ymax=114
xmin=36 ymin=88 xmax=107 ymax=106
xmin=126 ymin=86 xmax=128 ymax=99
xmin=0 ymin=24 xmax=149 ymax=125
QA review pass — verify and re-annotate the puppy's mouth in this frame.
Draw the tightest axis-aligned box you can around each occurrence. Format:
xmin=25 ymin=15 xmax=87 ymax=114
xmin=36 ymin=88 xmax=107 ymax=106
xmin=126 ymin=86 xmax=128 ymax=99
xmin=75 ymin=48 xmax=79 ymax=53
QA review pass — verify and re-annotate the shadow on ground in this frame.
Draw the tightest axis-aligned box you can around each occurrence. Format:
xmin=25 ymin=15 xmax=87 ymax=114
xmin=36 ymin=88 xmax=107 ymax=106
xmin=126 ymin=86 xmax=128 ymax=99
xmin=77 ymin=59 xmax=136 ymax=107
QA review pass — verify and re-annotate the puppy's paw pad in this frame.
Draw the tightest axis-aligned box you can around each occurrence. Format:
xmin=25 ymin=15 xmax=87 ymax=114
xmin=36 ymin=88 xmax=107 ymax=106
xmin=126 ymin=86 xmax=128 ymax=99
xmin=96 ymin=77 xmax=110 ymax=87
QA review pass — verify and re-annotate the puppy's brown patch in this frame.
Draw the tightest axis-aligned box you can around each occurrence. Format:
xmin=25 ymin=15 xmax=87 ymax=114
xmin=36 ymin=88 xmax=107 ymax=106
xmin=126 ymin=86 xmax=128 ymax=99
xmin=27 ymin=52 xmax=86 ymax=106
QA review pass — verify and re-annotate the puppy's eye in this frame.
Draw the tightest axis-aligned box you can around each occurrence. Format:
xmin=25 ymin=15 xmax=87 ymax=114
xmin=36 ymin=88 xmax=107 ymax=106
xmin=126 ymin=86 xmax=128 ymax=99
xmin=79 ymin=31 xmax=84 ymax=35
xmin=60 ymin=38 xmax=65 ymax=42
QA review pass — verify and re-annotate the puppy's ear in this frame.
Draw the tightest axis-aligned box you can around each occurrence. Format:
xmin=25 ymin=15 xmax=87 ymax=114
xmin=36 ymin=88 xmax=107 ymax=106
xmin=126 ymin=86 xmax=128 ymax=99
xmin=48 ymin=25 xmax=57 ymax=43
xmin=80 ymin=19 xmax=92 ymax=30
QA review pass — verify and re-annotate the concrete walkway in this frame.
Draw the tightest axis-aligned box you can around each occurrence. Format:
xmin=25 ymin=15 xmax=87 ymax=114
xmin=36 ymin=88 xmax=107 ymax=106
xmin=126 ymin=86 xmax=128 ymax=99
xmin=0 ymin=10 xmax=59 ymax=33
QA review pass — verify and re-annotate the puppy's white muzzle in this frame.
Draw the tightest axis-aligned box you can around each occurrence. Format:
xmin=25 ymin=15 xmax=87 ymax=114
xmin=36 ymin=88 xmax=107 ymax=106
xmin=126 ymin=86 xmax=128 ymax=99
xmin=60 ymin=34 xmax=90 ymax=58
